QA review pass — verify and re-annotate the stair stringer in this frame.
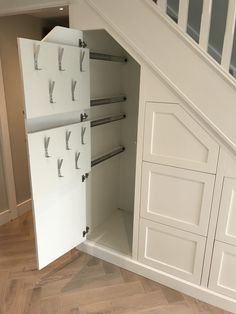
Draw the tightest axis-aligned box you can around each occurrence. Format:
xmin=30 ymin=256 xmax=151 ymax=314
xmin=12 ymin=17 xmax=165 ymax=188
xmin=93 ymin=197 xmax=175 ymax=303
xmin=70 ymin=0 xmax=236 ymax=153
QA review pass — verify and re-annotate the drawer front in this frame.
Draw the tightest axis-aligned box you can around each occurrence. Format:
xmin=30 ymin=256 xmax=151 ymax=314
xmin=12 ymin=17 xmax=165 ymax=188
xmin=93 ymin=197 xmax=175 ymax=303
xmin=141 ymin=162 xmax=215 ymax=235
xmin=209 ymin=241 xmax=236 ymax=299
xmin=138 ymin=219 xmax=206 ymax=284
xmin=216 ymin=178 xmax=236 ymax=246
xmin=143 ymin=102 xmax=219 ymax=173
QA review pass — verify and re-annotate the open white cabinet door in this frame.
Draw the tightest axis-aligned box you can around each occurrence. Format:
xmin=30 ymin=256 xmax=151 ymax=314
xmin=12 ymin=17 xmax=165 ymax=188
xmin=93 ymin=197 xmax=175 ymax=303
xmin=18 ymin=27 xmax=91 ymax=270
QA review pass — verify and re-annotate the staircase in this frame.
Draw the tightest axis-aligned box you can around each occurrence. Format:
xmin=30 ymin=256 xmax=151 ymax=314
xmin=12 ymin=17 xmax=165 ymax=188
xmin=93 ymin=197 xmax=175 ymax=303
xmin=70 ymin=0 xmax=236 ymax=152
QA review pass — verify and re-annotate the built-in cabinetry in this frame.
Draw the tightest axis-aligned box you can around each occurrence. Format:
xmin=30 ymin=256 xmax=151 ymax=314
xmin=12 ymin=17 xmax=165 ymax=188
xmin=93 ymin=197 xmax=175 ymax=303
xmin=18 ymin=26 xmax=236 ymax=312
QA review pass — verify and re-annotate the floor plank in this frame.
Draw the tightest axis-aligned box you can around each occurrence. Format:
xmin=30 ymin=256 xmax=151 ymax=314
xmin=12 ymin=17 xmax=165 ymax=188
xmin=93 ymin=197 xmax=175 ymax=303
xmin=0 ymin=212 xmax=232 ymax=314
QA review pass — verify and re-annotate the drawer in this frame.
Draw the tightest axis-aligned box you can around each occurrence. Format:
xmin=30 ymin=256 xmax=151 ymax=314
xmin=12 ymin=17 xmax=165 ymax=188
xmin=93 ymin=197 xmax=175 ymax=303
xmin=138 ymin=219 xmax=206 ymax=284
xmin=141 ymin=162 xmax=215 ymax=235
xmin=216 ymin=178 xmax=236 ymax=246
xmin=143 ymin=102 xmax=219 ymax=173
xmin=209 ymin=241 xmax=236 ymax=299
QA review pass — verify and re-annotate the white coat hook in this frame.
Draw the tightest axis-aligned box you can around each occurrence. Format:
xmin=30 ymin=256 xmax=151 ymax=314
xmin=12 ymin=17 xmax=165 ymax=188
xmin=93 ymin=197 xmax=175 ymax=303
xmin=49 ymin=80 xmax=55 ymax=103
xmin=33 ymin=43 xmax=42 ymax=70
xmin=65 ymin=130 xmax=71 ymax=150
xmin=75 ymin=152 xmax=80 ymax=169
xmin=71 ymin=80 xmax=77 ymax=101
xmin=58 ymin=47 xmax=65 ymax=71
xmin=80 ymin=50 xmax=86 ymax=72
xmin=44 ymin=136 xmax=51 ymax=158
xmin=81 ymin=126 xmax=86 ymax=145
xmin=57 ymin=158 xmax=64 ymax=178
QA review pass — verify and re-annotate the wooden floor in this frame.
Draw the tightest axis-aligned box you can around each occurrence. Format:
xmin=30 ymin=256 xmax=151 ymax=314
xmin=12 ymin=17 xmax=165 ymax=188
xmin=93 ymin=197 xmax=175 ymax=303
xmin=0 ymin=212 xmax=232 ymax=314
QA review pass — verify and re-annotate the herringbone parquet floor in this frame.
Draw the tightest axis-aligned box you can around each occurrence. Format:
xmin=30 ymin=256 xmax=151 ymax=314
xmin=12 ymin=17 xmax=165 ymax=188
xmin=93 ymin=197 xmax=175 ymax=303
xmin=0 ymin=212 xmax=232 ymax=314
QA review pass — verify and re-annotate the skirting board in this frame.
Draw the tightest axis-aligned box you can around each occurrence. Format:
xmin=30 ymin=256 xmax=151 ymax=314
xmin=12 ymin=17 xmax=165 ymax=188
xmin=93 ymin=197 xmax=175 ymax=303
xmin=17 ymin=198 xmax=32 ymax=216
xmin=0 ymin=210 xmax=11 ymax=226
xmin=78 ymin=240 xmax=236 ymax=314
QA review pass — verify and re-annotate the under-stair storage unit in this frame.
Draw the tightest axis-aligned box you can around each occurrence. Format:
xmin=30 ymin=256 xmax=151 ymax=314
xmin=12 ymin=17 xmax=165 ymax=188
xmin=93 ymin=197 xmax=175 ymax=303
xmin=18 ymin=25 xmax=236 ymax=313
xmin=138 ymin=102 xmax=219 ymax=284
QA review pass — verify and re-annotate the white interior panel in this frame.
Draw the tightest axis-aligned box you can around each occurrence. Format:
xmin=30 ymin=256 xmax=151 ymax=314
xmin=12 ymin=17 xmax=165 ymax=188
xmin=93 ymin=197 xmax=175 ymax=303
xmin=216 ymin=177 xmax=236 ymax=246
xmin=18 ymin=38 xmax=90 ymax=119
xmin=209 ymin=241 xmax=236 ymax=299
xmin=143 ymin=102 xmax=219 ymax=173
xmin=138 ymin=219 xmax=206 ymax=284
xmin=141 ymin=162 xmax=215 ymax=235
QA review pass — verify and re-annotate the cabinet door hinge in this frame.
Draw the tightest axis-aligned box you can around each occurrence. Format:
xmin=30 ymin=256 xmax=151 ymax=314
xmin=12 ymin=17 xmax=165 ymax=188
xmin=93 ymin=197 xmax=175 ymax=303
xmin=80 ymin=113 xmax=88 ymax=122
xmin=83 ymin=226 xmax=90 ymax=237
xmin=79 ymin=39 xmax=87 ymax=48
xmin=82 ymin=173 xmax=89 ymax=182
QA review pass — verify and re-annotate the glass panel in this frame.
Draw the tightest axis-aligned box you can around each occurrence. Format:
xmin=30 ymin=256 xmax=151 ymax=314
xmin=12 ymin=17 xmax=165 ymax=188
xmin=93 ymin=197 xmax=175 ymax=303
xmin=0 ymin=136 xmax=8 ymax=213
xmin=187 ymin=0 xmax=203 ymax=43
xmin=167 ymin=0 xmax=179 ymax=24
xmin=230 ymin=23 xmax=236 ymax=78
xmin=208 ymin=0 xmax=229 ymax=64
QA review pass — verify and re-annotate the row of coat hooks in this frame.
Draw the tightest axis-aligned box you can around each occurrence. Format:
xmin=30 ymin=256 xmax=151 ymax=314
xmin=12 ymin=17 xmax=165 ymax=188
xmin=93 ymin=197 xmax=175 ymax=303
xmin=33 ymin=43 xmax=86 ymax=72
xmin=48 ymin=79 xmax=78 ymax=103
xmin=44 ymin=127 xmax=87 ymax=158
xmin=56 ymin=151 xmax=81 ymax=178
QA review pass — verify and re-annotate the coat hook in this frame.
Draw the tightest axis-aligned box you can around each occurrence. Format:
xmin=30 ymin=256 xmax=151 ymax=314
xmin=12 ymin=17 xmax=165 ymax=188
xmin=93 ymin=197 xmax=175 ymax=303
xmin=58 ymin=47 xmax=65 ymax=71
xmin=75 ymin=152 xmax=80 ymax=169
xmin=80 ymin=50 xmax=86 ymax=72
xmin=49 ymin=80 xmax=56 ymax=103
xmin=65 ymin=130 xmax=71 ymax=150
xmin=81 ymin=126 xmax=86 ymax=145
xmin=44 ymin=136 xmax=51 ymax=158
xmin=57 ymin=158 xmax=64 ymax=178
xmin=33 ymin=43 xmax=42 ymax=70
xmin=71 ymin=80 xmax=77 ymax=101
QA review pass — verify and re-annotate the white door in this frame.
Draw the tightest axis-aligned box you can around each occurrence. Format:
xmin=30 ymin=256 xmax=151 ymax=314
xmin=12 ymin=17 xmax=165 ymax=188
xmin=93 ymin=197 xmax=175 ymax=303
xmin=141 ymin=162 xmax=215 ymax=235
xmin=18 ymin=27 xmax=91 ymax=269
xmin=216 ymin=177 xmax=236 ymax=246
xmin=209 ymin=241 xmax=236 ymax=299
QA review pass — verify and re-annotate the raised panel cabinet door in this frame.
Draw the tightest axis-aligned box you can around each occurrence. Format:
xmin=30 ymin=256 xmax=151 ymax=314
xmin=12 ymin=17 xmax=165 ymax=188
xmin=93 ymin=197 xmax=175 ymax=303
xmin=143 ymin=102 xmax=219 ymax=173
xmin=141 ymin=162 xmax=215 ymax=235
xmin=138 ymin=219 xmax=206 ymax=284
xmin=209 ymin=241 xmax=236 ymax=299
xmin=216 ymin=178 xmax=236 ymax=246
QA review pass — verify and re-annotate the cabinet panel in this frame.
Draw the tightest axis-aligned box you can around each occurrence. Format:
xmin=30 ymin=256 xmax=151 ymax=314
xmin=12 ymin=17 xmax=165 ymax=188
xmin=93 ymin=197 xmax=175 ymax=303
xmin=143 ymin=103 xmax=219 ymax=173
xmin=216 ymin=178 xmax=236 ymax=246
xmin=27 ymin=122 xmax=91 ymax=269
xmin=141 ymin=162 xmax=215 ymax=235
xmin=138 ymin=219 xmax=206 ymax=284
xmin=209 ymin=241 xmax=236 ymax=299
xmin=18 ymin=38 xmax=90 ymax=119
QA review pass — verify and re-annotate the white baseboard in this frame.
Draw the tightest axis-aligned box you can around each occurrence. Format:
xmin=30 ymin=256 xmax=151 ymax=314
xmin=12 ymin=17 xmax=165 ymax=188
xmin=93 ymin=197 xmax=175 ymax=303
xmin=0 ymin=209 xmax=11 ymax=226
xmin=17 ymin=198 xmax=32 ymax=216
xmin=79 ymin=240 xmax=236 ymax=314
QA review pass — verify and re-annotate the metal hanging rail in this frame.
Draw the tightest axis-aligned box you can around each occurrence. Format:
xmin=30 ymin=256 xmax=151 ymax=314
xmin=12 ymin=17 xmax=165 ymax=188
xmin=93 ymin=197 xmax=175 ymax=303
xmin=91 ymin=113 xmax=126 ymax=127
xmin=90 ymin=52 xmax=127 ymax=63
xmin=91 ymin=96 xmax=127 ymax=107
xmin=91 ymin=146 xmax=125 ymax=167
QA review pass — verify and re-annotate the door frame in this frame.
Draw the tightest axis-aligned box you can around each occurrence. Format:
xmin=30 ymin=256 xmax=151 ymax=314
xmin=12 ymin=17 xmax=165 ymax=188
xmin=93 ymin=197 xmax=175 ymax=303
xmin=0 ymin=58 xmax=17 ymax=225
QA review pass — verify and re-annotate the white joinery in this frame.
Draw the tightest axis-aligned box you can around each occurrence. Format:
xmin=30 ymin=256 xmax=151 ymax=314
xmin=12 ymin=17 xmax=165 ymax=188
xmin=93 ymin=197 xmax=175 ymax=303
xmin=141 ymin=162 xmax=215 ymax=235
xmin=199 ymin=0 xmax=213 ymax=51
xmin=216 ymin=177 xmax=236 ymax=246
xmin=209 ymin=241 xmax=236 ymax=299
xmin=221 ymin=0 xmax=236 ymax=71
xmin=157 ymin=0 xmax=167 ymax=13
xmin=178 ymin=0 xmax=189 ymax=32
xmin=143 ymin=102 xmax=219 ymax=173
xmin=18 ymin=38 xmax=90 ymax=120
xmin=138 ymin=219 xmax=206 ymax=284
